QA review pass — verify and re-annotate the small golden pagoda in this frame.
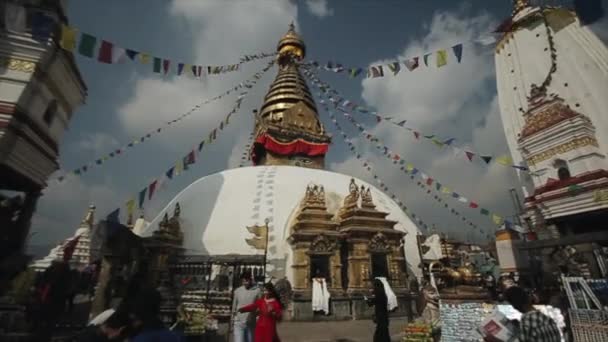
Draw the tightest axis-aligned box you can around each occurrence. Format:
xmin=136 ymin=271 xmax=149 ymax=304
xmin=288 ymin=184 xmax=341 ymax=292
xmin=337 ymin=179 xmax=407 ymax=293
xmin=251 ymin=23 xmax=331 ymax=169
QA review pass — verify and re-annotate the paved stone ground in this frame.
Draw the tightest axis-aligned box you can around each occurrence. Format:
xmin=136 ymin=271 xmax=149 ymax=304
xmin=275 ymin=318 xmax=407 ymax=342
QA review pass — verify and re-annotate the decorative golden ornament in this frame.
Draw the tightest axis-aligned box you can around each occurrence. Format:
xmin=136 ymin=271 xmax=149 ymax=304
xmin=593 ymin=190 xmax=608 ymax=203
xmin=520 ymin=98 xmax=581 ymax=139
xmin=0 ymin=57 xmax=36 ymax=73
xmin=526 ymin=136 xmax=599 ymax=165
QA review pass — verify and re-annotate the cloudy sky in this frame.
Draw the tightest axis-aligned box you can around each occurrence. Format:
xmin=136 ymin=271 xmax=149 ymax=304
xmin=29 ymin=0 xmax=608 ymax=251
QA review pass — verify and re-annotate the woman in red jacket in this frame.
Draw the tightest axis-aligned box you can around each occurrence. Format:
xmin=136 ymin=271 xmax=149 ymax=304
xmin=238 ymin=282 xmax=283 ymax=342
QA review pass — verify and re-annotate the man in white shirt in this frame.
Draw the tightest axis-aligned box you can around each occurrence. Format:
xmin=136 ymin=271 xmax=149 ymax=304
xmin=231 ymin=273 xmax=260 ymax=342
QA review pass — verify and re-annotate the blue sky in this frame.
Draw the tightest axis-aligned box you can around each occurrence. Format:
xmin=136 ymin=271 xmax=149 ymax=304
xmin=29 ymin=0 xmax=608 ymax=250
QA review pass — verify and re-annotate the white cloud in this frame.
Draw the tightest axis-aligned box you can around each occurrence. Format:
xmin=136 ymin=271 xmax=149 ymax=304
xmin=305 ymin=0 xmax=334 ymax=18
xmin=331 ymin=10 xmax=521 ymax=242
xmin=77 ymin=132 xmax=120 ymax=154
xmin=116 ymin=0 xmax=298 ymax=153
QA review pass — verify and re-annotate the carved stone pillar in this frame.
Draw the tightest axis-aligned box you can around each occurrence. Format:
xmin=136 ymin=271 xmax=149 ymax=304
xmin=292 ymin=244 xmax=309 ymax=291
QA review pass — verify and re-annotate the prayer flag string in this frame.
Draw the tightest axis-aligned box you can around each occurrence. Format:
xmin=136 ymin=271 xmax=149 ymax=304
xmin=57 ymin=22 xmax=274 ymax=77
xmin=303 ymin=34 xmax=498 ymax=80
xmin=49 ymin=61 xmax=275 ymax=185
xmin=318 ymin=94 xmax=494 ymax=241
xmin=302 ymin=68 xmax=536 ymax=176
xmin=3 ymin=4 xmax=274 ymax=77
xmin=102 ymin=67 xmax=267 ymax=223
xmin=306 ymin=73 xmax=510 ymax=231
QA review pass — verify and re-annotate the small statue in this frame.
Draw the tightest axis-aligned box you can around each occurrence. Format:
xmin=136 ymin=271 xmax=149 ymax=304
xmin=361 ymin=187 xmax=374 ymax=208
xmin=174 ymin=202 xmax=181 ymax=218
xmin=161 ymin=213 xmax=170 ymax=230
xmin=317 ymin=186 xmax=325 ymax=204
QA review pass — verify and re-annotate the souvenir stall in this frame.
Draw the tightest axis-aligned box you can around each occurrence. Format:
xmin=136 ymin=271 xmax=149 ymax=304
xmin=167 ymin=254 xmax=266 ymax=341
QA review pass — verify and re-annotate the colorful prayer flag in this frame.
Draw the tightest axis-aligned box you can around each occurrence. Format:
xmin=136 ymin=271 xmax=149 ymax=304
xmin=139 ymin=53 xmax=151 ymax=64
xmin=452 ymin=44 xmax=463 ymax=63
xmin=148 ymin=180 xmax=158 ymax=200
xmin=126 ymin=199 xmax=135 ymax=218
xmin=177 ymin=63 xmax=185 ymax=75
xmin=496 ymin=155 xmax=513 ymax=166
xmin=138 ymin=188 xmax=147 ymax=209
xmin=404 ymin=57 xmax=419 ymax=71
xmin=31 ymin=12 xmax=54 ymax=42
xmin=112 ymin=47 xmax=127 ymax=63
xmin=60 ymin=25 xmax=78 ymax=51
xmin=465 ymin=151 xmax=475 ymax=161
xmin=78 ymin=33 xmax=97 ymax=58
xmin=436 ymin=49 xmax=448 ymax=67
xmin=481 ymin=156 xmax=492 ymax=164
xmin=163 ymin=59 xmax=170 ymax=74
xmin=98 ymin=40 xmax=113 ymax=64
xmin=126 ymin=49 xmax=139 ymax=60
xmin=492 ymin=214 xmax=503 ymax=225
xmin=387 ymin=62 xmax=401 ymax=75
xmin=153 ymin=57 xmax=162 ymax=73
xmin=423 ymin=53 xmax=431 ymax=66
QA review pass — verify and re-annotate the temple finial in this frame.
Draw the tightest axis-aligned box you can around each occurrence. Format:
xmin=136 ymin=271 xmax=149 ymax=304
xmin=513 ymin=0 xmax=529 ymax=15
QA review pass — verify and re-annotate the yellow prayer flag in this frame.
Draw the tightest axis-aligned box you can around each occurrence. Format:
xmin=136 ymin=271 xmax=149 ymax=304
xmin=492 ymin=214 xmax=503 ymax=225
xmin=441 ymin=186 xmax=451 ymax=194
xmin=60 ymin=25 xmax=78 ymax=51
xmin=175 ymin=160 xmax=183 ymax=175
xmin=436 ymin=49 xmax=448 ymax=67
xmin=126 ymin=199 xmax=135 ymax=217
xmin=139 ymin=53 xmax=151 ymax=64
xmin=406 ymin=164 xmax=414 ymax=171
xmin=496 ymin=155 xmax=513 ymax=166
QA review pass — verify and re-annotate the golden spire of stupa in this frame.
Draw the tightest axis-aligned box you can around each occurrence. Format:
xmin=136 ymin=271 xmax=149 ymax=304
xmin=251 ymin=23 xmax=331 ymax=168
xmin=259 ymin=23 xmax=317 ymax=124
xmin=513 ymin=0 xmax=529 ymax=15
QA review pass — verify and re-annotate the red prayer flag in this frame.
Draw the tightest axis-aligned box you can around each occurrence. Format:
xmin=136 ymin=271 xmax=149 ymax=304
xmin=393 ymin=154 xmax=400 ymax=161
xmin=414 ymin=131 xmax=420 ymax=139
xmin=148 ymin=180 xmax=158 ymax=200
xmin=98 ymin=40 xmax=113 ymax=64
xmin=163 ymin=59 xmax=170 ymax=74
xmin=465 ymin=151 xmax=475 ymax=161
xmin=469 ymin=202 xmax=479 ymax=209
xmin=426 ymin=177 xmax=434 ymax=186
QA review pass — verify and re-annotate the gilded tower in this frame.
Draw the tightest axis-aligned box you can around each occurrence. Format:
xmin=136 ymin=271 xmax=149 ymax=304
xmin=251 ymin=23 xmax=331 ymax=169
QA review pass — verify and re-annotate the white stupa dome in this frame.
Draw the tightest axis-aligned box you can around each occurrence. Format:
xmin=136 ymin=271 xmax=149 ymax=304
xmin=140 ymin=165 xmax=423 ymax=280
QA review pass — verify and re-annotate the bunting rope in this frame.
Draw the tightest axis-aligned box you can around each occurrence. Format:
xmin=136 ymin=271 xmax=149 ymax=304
xmin=238 ymin=132 xmax=255 ymax=168
xmin=303 ymin=34 xmax=498 ymax=79
xmin=302 ymin=68 xmax=533 ymax=175
xmin=4 ymin=3 xmax=275 ymax=77
xmin=307 ymin=74 xmax=511 ymax=230
xmin=105 ymin=66 xmax=268 ymax=222
xmin=318 ymin=95 xmax=494 ymax=241
xmin=50 ymin=61 xmax=275 ymax=185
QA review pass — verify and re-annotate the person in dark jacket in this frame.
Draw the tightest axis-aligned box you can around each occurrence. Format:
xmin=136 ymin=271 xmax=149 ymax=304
xmin=366 ymin=279 xmax=390 ymax=342
xmin=127 ymin=287 xmax=182 ymax=342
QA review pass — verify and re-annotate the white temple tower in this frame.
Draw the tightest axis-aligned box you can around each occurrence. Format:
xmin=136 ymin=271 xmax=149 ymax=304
xmin=495 ymin=1 xmax=608 ymax=277
xmin=31 ymin=204 xmax=95 ymax=271
xmin=496 ymin=0 xmax=608 ymax=227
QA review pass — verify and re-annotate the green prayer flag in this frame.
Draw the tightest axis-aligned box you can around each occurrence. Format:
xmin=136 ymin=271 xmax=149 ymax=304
xmin=480 ymin=208 xmax=490 ymax=215
xmin=153 ymin=57 xmax=162 ymax=73
xmin=78 ymin=33 xmax=97 ymax=58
